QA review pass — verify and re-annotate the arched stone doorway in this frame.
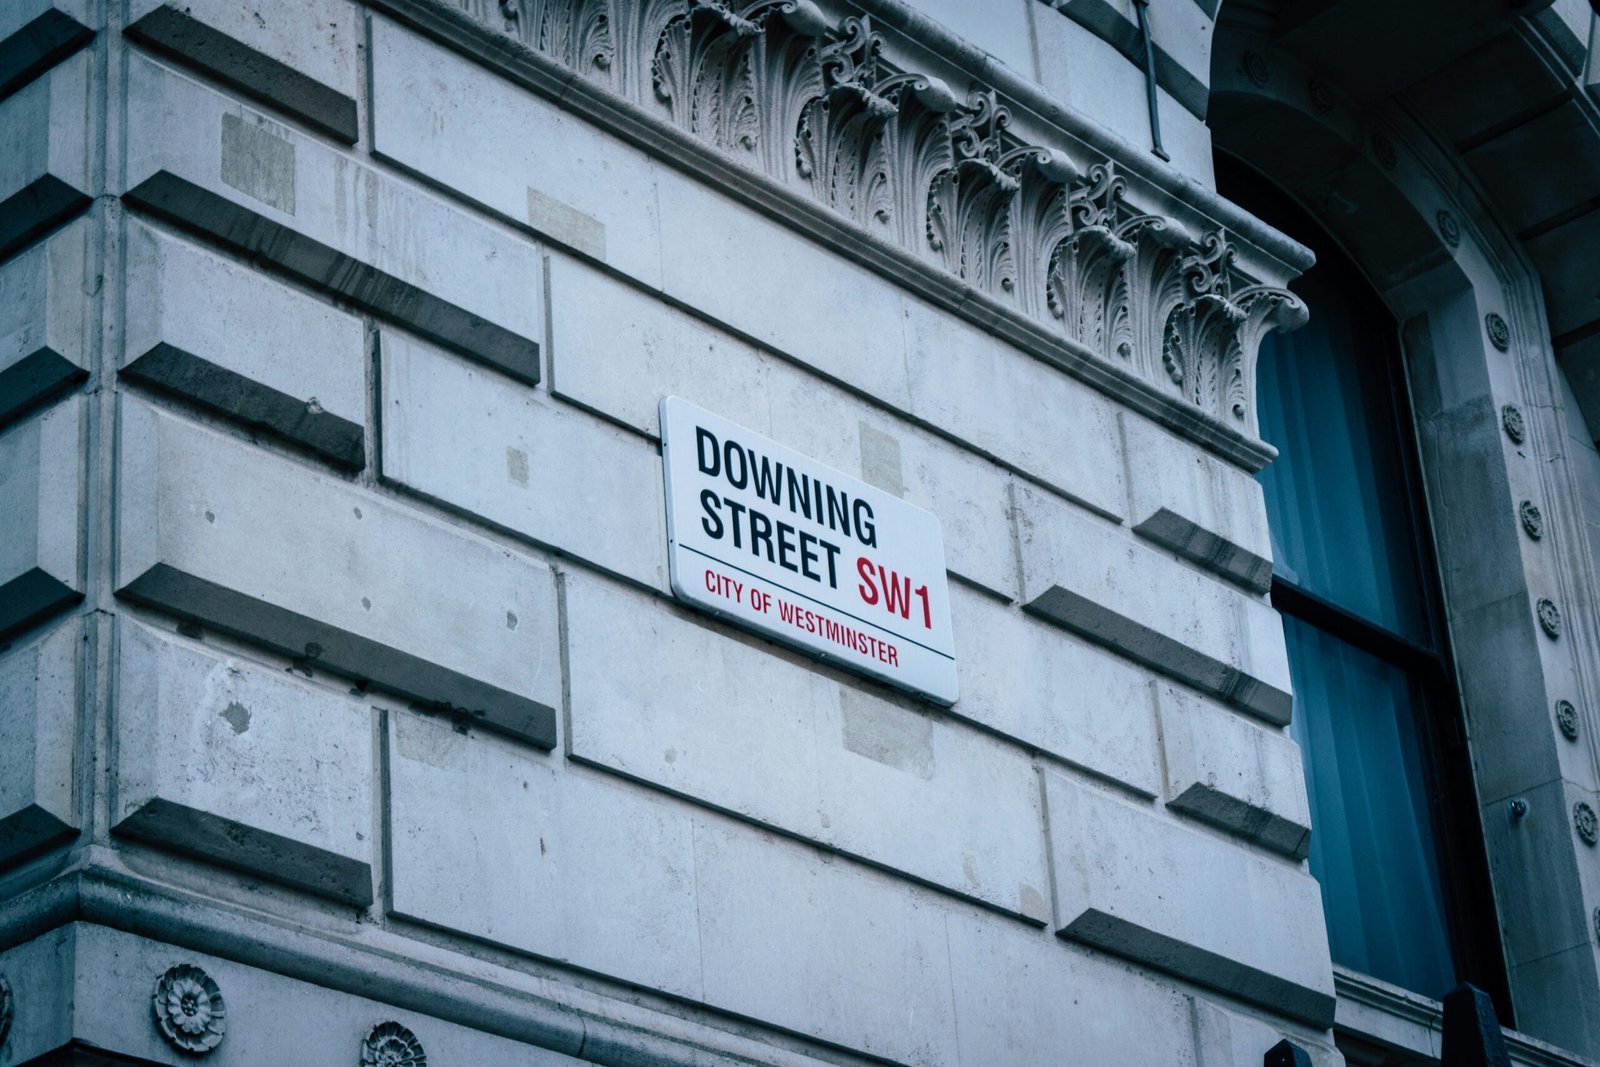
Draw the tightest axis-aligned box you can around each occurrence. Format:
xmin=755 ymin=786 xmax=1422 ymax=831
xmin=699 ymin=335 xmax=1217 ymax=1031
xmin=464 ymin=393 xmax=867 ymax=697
xmin=1210 ymin=2 xmax=1600 ymax=1059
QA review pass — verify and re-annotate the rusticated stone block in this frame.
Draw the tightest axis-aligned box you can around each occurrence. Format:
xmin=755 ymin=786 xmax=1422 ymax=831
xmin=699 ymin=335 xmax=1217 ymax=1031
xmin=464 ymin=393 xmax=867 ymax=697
xmin=126 ymin=0 xmax=359 ymax=143
xmin=123 ymin=220 xmax=365 ymax=468
xmin=951 ymin=582 xmax=1162 ymax=797
xmin=369 ymin=16 xmax=659 ymax=286
xmin=0 ymin=396 xmax=83 ymax=640
xmin=122 ymin=53 xmax=542 ymax=386
xmin=0 ymin=215 xmax=90 ymax=427
xmin=378 ymin=330 xmax=666 ymax=590
xmin=0 ymin=618 xmax=79 ymax=866
xmin=1122 ymin=410 xmax=1274 ymax=591
xmin=0 ymin=48 xmax=91 ymax=258
xmin=1158 ymin=683 xmax=1311 ymax=859
xmin=693 ymin=817 xmax=961 ymax=1065
xmin=946 ymin=904 xmax=1202 ymax=1066
xmin=564 ymin=570 xmax=1051 ymax=921
xmin=0 ymin=0 xmax=92 ymax=100
xmin=547 ymin=252 xmax=764 ymax=438
xmin=654 ymin=163 xmax=914 ymax=413
xmin=904 ymin=296 xmax=1128 ymax=521
xmin=115 ymin=397 xmax=560 ymax=748
xmin=1014 ymin=481 xmax=1293 ymax=724
xmin=113 ymin=620 xmax=374 ymax=904
xmin=1043 ymin=769 xmax=1335 ymax=1026
xmin=386 ymin=709 xmax=704 ymax=999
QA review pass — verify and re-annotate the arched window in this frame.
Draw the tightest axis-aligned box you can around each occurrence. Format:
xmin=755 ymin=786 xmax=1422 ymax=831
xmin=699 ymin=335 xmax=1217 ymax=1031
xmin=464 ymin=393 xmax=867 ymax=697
xmin=1220 ymin=159 xmax=1510 ymax=1013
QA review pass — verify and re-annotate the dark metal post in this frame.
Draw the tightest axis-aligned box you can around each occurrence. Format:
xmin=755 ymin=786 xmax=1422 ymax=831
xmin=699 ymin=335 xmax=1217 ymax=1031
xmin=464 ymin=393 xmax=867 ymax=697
xmin=1131 ymin=0 xmax=1170 ymax=162
xmin=1264 ymin=1039 xmax=1313 ymax=1067
xmin=1441 ymin=983 xmax=1511 ymax=1067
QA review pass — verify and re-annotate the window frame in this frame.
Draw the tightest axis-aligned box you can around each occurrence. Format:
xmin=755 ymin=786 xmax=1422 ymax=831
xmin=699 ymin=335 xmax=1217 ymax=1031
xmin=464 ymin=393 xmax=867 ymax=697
xmin=1228 ymin=156 xmax=1515 ymax=1023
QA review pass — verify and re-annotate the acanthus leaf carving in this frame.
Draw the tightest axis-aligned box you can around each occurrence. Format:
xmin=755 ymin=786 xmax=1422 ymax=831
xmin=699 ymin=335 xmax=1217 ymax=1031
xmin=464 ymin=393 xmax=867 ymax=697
xmin=465 ymin=0 xmax=1308 ymax=442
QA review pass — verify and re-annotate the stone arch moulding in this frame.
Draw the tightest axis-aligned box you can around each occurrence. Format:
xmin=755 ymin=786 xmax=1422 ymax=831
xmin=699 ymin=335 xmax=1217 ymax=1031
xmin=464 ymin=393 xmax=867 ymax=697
xmin=417 ymin=0 xmax=1312 ymax=465
xmin=1210 ymin=25 xmax=1600 ymax=1058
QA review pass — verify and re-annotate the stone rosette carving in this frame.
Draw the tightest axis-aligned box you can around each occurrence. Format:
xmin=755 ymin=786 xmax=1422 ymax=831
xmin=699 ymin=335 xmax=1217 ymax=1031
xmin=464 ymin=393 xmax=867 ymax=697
xmin=1370 ymin=132 xmax=1397 ymax=170
xmin=362 ymin=1021 xmax=427 ymax=1066
xmin=1537 ymin=597 xmax=1563 ymax=639
xmin=1576 ymin=801 xmax=1599 ymax=846
xmin=1306 ymin=77 xmax=1334 ymax=113
xmin=1436 ymin=209 xmax=1460 ymax=248
xmin=1502 ymin=404 xmax=1526 ymax=444
xmin=1558 ymin=700 xmax=1580 ymax=741
xmin=1519 ymin=500 xmax=1543 ymax=540
xmin=1485 ymin=312 xmax=1511 ymax=351
xmin=0 ymin=974 xmax=12 ymax=1051
xmin=460 ymin=0 xmax=1308 ymax=439
xmin=1241 ymin=50 xmax=1270 ymax=86
xmin=153 ymin=964 xmax=227 ymax=1055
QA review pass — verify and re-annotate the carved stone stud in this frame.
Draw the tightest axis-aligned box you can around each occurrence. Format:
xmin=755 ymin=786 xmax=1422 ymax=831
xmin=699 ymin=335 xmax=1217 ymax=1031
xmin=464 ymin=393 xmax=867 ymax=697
xmin=1307 ymin=78 xmax=1335 ymax=113
xmin=1485 ymin=312 xmax=1511 ymax=351
xmin=1576 ymin=801 xmax=1598 ymax=846
xmin=1371 ymin=133 xmax=1397 ymax=170
xmin=153 ymin=964 xmax=226 ymax=1055
xmin=1519 ymin=500 xmax=1544 ymax=540
xmin=362 ymin=1021 xmax=427 ymax=1067
xmin=0 ymin=974 xmax=12 ymax=1051
xmin=1538 ymin=597 xmax=1563 ymax=638
xmin=1242 ymin=51 xmax=1270 ymax=87
xmin=1436 ymin=209 xmax=1461 ymax=248
xmin=1558 ymin=700 xmax=1580 ymax=741
xmin=1502 ymin=404 xmax=1526 ymax=444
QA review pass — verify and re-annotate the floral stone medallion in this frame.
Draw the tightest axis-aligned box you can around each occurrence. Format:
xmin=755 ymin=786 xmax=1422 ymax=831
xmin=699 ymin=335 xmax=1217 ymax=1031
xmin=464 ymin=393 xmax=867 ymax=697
xmin=153 ymin=964 xmax=227 ymax=1054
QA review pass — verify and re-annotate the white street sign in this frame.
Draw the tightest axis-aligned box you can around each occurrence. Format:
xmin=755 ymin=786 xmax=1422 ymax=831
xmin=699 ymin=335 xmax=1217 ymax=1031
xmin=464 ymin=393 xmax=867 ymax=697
xmin=661 ymin=397 xmax=958 ymax=705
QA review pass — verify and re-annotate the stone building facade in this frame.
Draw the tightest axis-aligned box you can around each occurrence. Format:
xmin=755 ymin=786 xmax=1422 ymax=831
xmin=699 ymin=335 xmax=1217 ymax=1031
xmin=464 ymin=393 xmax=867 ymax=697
xmin=2 ymin=0 xmax=1600 ymax=1064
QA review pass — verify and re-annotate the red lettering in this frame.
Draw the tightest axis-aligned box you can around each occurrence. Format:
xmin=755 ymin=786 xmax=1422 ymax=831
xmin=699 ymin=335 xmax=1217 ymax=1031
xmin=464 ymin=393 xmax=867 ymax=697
xmin=878 ymin=563 xmax=912 ymax=620
xmin=856 ymin=556 xmax=878 ymax=605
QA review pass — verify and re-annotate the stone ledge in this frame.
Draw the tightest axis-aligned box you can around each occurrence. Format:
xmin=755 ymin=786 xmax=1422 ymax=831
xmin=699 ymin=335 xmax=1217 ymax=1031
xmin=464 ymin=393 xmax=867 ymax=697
xmin=1043 ymin=770 xmax=1336 ymax=1027
xmin=0 ymin=1 xmax=93 ymax=101
xmin=114 ymin=397 xmax=560 ymax=749
xmin=1013 ymin=481 xmax=1293 ymax=724
xmin=0 ymin=217 xmax=91 ymax=429
xmin=0 ymin=618 xmax=79 ymax=870
xmin=0 ymin=397 xmax=84 ymax=643
xmin=122 ymin=220 xmax=366 ymax=470
xmin=126 ymin=0 xmax=360 ymax=144
xmin=112 ymin=620 xmax=375 ymax=907
xmin=0 ymin=48 xmax=91 ymax=259
xmin=122 ymin=52 xmax=542 ymax=386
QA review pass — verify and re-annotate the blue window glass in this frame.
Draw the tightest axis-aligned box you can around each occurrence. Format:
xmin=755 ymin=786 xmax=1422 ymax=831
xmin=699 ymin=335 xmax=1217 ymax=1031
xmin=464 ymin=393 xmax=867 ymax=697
xmin=1228 ymin=158 xmax=1507 ymax=1014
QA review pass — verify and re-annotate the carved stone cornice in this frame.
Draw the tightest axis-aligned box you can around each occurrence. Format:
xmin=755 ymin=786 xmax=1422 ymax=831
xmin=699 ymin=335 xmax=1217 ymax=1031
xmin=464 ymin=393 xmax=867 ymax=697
xmin=385 ymin=0 xmax=1311 ymax=466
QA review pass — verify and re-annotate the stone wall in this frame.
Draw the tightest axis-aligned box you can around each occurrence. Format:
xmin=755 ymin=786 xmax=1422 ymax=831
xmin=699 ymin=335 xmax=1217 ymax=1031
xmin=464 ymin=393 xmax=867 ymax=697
xmin=0 ymin=1 xmax=1587 ymax=1065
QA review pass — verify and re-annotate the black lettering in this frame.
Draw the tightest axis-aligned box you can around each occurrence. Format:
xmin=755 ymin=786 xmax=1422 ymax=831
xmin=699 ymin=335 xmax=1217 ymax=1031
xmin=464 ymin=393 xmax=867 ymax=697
xmin=854 ymin=499 xmax=877 ymax=548
xmin=786 ymin=469 xmax=813 ymax=520
xmin=821 ymin=539 xmax=841 ymax=588
xmin=798 ymin=530 xmax=821 ymax=581
xmin=777 ymin=521 xmax=798 ymax=573
xmin=700 ymin=489 xmax=724 ymax=539
xmin=749 ymin=509 xmax=775 ymax=563
xmin=724 ymin=441 xmax=748 ymax=489
xmin=826 ymin=486 xmax=851 ymax=539
xmin=696 ymin=427 xmax=720 ymax=477
xmin=752 ymin=455 xmax=784 ymax=504
xmin=723 ymin=497 xmax=746 ymax=548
